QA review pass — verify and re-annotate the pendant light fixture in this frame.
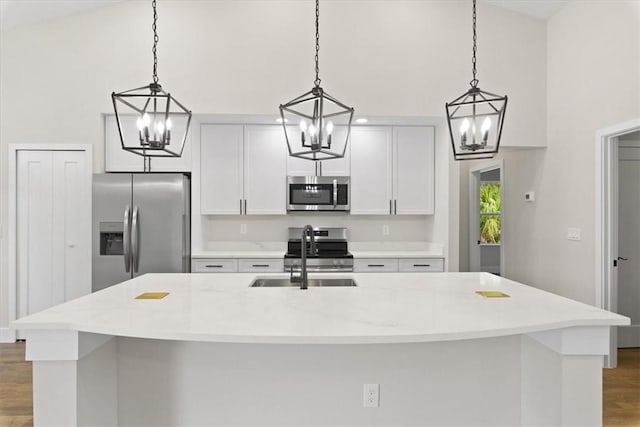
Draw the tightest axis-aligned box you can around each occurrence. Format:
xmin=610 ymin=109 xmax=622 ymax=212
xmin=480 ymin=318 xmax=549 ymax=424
xmin=445 ymin=0 xmax=507 ymax=161
xmin=279 ymin=0 xmax=355 ymax=161
xmin=111 ymin=0 xmax=192 ymax=165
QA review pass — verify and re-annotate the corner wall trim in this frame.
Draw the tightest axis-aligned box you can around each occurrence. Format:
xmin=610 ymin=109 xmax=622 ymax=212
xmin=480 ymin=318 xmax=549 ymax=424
xmin=0 ymin=328 xmax=16 ymax=343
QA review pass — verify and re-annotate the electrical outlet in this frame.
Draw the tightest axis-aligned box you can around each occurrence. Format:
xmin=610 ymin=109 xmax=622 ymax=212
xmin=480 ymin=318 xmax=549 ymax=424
xmin=240 ymin=224 xmax=247 ymax=235
xmin=382 ymin=225 xmax=389 ymax=236
xmin=525 ymin=191 xmax=535 ymax=202
xmin=363 ymin=383 xmax=379 ymax=408
xmin=567 ymin=227 xmax=581 ymax=241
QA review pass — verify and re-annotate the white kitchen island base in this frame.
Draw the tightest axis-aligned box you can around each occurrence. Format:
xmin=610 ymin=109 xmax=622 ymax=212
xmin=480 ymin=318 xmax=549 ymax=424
xmin=26 ymin=327 xmax=607 ymax=427
xmin=14 ymin=273 xmax=626 ymax=426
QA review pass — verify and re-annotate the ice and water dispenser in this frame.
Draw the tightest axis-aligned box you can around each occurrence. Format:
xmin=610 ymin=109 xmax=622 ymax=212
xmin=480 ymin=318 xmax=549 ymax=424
xmin=99 ymin=222 xmax=124 ymax=256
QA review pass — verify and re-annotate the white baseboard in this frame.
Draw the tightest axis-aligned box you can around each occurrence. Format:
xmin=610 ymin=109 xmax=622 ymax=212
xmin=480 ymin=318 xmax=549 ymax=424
xmin=0 ymin=327 xmax=16 ymax=343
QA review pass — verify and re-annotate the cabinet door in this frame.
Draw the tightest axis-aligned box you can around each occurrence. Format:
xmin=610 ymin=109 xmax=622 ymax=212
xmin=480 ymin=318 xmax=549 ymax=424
xmin=394 ymin=127 xmax=435 ymax=215
xmin=201 ymin=125 xmax=244 ymax=215
xmin=285 ymin=126 xmax=351 ymax=177
xmin=350 ymin=127 xmax=393 ymax=215
xmin=105 ymin=115 xmax=192 ymax=172
xmin=244 ymin=125 xmax=287 ymax=215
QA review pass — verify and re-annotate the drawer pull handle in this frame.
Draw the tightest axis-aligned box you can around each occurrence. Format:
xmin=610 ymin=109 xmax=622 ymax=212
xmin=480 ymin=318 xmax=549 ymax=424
xmin=252 ymin=264 xmax=270 ymax=268
xmin=367 ymin=264 xmax=385 ymax=267
xmin=413 ymin=264 xmax=431 ymax=267
xmin=205 ymin=265 xmax=224 ymax=268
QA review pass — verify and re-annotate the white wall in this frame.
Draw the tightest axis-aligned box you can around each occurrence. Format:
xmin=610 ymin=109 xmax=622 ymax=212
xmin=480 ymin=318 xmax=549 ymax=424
xmin=460 ymin=1 xmax=640 ymax=305
xmin=0 ymin=0 xmax=547 ymax=328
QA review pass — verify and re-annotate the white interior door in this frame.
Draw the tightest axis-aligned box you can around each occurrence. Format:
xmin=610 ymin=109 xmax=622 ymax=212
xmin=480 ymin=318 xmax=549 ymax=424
xmin=17 ymin=149 xmax=91 ymax=318
xmin=617 ymin=143 xmax=640 ymax=347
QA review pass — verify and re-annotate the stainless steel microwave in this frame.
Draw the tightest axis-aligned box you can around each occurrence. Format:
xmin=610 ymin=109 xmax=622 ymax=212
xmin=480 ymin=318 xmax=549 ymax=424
xmin=287 ymin=176 xmax=350 ymax=211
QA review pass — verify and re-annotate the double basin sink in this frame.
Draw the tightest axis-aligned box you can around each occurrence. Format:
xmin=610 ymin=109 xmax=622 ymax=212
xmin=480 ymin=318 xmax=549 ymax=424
xmin=250 ymin=277 xmax=357 ymax=287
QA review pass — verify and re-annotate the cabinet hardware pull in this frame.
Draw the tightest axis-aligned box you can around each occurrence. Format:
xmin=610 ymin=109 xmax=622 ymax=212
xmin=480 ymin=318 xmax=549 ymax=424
xmin=394 ymin=200 xmax=397 ymax=215
xmin=252 ymin=264 xmax=270 ymax=268
xmin=240 ymin=199 xmax=243 ymax=214
xmin=368 ymin=264 xmax=385 ymax=267
xmin=389 ymin=200 xmax=392 ymax=215
xmin=413 ymin=264 xmax=431 ymax=267
xmin=205 ymin=265 xmax=224 ymax=268
xmin=244 ymin=199 xmax=247 ymax=215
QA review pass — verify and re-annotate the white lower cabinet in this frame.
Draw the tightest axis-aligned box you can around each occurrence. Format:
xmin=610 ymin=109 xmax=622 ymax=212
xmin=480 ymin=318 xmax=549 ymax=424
xmin=398 ymin=258 xmax=445 ymax=272
xmin=354 ymin=259 xmax=398 ymax=272
xmin=238 ymin=259 xmax=284 ymax=273
xmin=354 ymin=258 xmax=445 ymax=273
xmin=192 ymin=259 xmax=238 ymax=273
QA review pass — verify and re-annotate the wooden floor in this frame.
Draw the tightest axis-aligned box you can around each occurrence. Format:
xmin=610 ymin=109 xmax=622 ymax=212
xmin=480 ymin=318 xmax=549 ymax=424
xmin=0 ymin=343 xmax=638 ymax=427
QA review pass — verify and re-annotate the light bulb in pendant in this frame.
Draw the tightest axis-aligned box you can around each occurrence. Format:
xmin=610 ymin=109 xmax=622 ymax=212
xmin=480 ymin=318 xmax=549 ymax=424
xmin=326 ymin=121 xmax=334 ymax=135
xmin=460 ymin=119 xmax=470 ymax=145
xmin=481 ymin=117 xmax=491 ymax=143
xmin=142 ymin=113 xmax=151 ymax=127
xmin=166 ymin=118 xmax=173 ymax=130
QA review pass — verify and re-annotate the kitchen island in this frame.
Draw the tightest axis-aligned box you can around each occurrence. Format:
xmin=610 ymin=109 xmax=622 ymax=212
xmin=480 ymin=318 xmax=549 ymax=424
xmin=12 ymin=272 xmax=628 ymax=426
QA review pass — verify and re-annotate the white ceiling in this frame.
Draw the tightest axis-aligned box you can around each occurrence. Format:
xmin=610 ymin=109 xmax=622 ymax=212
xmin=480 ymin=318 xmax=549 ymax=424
xmin=0 ymin=0 xmax=570 ymax=31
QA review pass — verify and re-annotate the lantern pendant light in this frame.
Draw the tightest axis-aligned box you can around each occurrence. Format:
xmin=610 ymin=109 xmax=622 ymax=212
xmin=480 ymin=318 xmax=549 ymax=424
xmin=446 ymin=0 xmax=507 ymax=161
xmin=279 ymin=0 xmax=355 ymax=162
xmin=111 ymin=0 xmax=192 ymax=168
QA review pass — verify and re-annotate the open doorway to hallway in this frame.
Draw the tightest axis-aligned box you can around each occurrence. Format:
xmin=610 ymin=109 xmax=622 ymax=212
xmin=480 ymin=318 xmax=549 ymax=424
xmin=597 ymin=118 xmax=640 ymax=368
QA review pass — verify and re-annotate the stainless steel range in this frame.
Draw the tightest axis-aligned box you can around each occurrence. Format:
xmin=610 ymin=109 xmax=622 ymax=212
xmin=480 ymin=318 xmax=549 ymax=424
xmin=284 ymin=227 xmax=353 ymax=272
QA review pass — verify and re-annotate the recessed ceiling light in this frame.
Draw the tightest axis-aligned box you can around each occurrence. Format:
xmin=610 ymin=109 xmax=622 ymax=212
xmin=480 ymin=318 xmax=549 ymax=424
xmin=276 ymin=118 xmax=288 ymax=123
xmin=355 ymin=118 xmax=368 ymax=124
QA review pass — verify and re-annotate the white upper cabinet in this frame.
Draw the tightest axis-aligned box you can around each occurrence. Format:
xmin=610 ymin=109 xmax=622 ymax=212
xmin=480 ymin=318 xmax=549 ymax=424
xmin=394 ymin=127 xmax=435 ymax=215
xmin=350 ymin=127 xmax=394 ymax=215
xmin=105 ymin=115 xmax=192 ymax=172
xmin=200 ymin=124 xmax=286 ymax=216
xmin=201 ymin=124 xmax=244 ymax=215
xmin=351 ymin=126 xmax=434 ymax=215
xmin=244 ymin=125 xmax=287 ymax=215
xmin=285 ymin=126 xmax=351 ymax=177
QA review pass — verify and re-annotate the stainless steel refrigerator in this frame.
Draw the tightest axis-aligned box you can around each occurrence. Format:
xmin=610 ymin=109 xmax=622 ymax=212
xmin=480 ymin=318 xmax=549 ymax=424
xmin=92 ymin=173 xmax=190 ymax=292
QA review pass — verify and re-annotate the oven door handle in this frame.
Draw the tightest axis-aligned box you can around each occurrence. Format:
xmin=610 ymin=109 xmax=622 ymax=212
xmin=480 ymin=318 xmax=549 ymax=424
xmin=333 ymin=179 xmax=338 ymax=209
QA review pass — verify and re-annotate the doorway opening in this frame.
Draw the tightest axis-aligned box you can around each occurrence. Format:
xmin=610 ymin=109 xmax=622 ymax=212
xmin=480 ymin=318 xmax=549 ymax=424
xmin=469 ymin=160 xmax=504 ymax=275
xmin=596 ymin=119 xmax=640 ymax=368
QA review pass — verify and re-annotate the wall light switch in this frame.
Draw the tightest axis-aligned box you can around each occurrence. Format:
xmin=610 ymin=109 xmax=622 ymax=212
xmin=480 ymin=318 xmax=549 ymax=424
xmin=363 ymin=384 xmax=379 ymax=408
xmin=567 ymin=227 xmax=581 ymax=241
xmin=525 ymin=191 xmax=535 ymax=202
xmin=240 ymin=224 xmax=247 ymax=235
xmin=382 ymin=225 xmax=389 ymax=236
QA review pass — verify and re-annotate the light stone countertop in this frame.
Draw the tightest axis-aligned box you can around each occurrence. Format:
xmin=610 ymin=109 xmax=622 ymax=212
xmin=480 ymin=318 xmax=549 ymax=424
xmin=12 ymin=272 xmax=628 ymax=344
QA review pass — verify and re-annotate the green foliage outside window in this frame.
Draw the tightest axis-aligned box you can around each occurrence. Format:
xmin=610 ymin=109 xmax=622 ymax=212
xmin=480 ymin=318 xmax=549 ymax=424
xmin=480 ymin=183 xmax=501 ymax=244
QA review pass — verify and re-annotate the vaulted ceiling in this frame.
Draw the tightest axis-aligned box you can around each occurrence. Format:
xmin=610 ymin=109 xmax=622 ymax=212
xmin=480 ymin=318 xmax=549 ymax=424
xmin=0 ymin=0 xmax=570 ymax=30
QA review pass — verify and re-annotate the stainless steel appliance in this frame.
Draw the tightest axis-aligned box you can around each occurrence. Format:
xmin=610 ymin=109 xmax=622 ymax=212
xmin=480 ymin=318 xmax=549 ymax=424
xmin=287 ymin=176 xmax=350 ymax=211
xmin=284 ymin=227 xmax=353 ymax=272
xmin=92 ymin=173 xmax=190 ymax=292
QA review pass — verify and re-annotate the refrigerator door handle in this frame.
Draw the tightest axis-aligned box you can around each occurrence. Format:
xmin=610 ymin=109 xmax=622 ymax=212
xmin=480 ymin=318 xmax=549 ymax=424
xmin=132 ymin=205 xmax=140 ymax=273
xmin=123 ymin=205 xmax=131 ymax=273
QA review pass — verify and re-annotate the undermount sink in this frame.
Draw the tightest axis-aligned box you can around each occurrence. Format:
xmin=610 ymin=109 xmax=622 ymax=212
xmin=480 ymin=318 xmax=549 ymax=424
xmin=250 ymin=278 xmax=357 ymax=288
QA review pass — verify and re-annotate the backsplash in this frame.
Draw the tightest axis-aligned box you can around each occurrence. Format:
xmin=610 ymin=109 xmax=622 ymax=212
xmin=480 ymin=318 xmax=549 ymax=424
xmin=205 ymin=213 xmax=432 ymax=243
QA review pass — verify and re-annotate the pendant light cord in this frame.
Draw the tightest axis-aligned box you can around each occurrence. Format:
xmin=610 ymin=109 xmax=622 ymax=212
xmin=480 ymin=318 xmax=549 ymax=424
xmin=152 ymin=0 xmax=159 ymax=84
xmin=470 ymin=0 xmax=478 ymax=88
xmin=314 ymin=0 xmax=321 ymax=87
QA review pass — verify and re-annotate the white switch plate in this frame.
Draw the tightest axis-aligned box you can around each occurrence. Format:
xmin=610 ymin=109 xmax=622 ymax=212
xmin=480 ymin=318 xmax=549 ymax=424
xmin=240 ymin=224 xmax=247 ymax=235
xmin=567 ymin=227 xmax=581 ymax=241
xmin=382 ymin=225 xmax=389 ymax=236
xmin=363 ymin=383 xmax=379 ymax=408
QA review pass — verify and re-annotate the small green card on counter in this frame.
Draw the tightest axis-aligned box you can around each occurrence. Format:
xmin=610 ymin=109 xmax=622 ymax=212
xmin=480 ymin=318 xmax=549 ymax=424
xmin=476 ymin=291 xmax=510 ymax=298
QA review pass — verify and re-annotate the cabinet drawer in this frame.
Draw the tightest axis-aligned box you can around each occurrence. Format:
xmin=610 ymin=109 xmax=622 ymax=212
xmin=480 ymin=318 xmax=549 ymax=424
xmin=354 ymin=259 xmax=398 ymax=272
xmin=192 ymin=259 xmax=238 ymax=273
xmin=238 ymin=259 xmax=284 ymax=273
xmin=398 ymin=258 xmax=444 ymax=272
